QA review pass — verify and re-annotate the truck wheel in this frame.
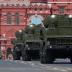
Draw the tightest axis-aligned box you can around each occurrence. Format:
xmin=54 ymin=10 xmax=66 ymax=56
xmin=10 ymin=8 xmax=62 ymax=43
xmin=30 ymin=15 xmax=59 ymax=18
xmin=70 ymin=58 xmax=72 ymax=63
xmin=13 ymin=51 xmax=20 ymax=60
xmin=40 ymin=52 xmax=54 ymax=64
xmin=22 ymin=51 xmax=31 ymax=61
xmin=46 ymin=53 xmax=54 ymax=64
xmin=40 ymin=52 xmax=48 ymax=64
xmin=40 ymin=56 xmax=47 ymax=64
xmin=22 ymin=55 xmax=31 ymax=61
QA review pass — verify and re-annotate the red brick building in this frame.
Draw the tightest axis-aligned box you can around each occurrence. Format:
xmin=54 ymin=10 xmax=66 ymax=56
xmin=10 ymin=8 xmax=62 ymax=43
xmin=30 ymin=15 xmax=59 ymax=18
xmin=0 ymin=0 xmax=72 ymax=52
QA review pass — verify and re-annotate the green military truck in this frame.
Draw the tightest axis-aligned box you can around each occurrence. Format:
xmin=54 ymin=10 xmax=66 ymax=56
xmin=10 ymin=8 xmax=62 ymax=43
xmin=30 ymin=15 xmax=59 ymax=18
xmin=12 ymin=15 xmax=72 ymax=64
xmin=12 ymin=25 xmax=44 ymax=61
xmin=40 ymin=15 xmax=72 ymax=64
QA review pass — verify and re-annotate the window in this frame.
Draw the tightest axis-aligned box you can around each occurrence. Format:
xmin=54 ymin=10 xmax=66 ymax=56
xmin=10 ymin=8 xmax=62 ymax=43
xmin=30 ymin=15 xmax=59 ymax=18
xmin=16 ymin=4 xmax=20 ymax=7
xmin=34 ymin=8 xmax=37 ymax=11
xmin=7 ymin=13 xmax=12 ymax=24
xmin=39 ymin=8 xmax=42 ymax=11
xmin=15 ymin=13 xmax=20 ymax=24
xmin=59 ymin=7 xmax=64 ymax=14
xmin=31 ymin=16 xmax=42 ymax=25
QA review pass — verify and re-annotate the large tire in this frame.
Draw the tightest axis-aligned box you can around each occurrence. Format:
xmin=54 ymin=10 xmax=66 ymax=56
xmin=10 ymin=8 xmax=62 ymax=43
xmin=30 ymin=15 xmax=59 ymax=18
xmin=40 ymin=55 xmax=47 ymax=64
xmin=46 ymin=53 xmax=54 ymax=64
xmin=13 ymin=51 xmax=21 ymax=60
xmin=40 ymin=51 xmax=54 ymax=64
xmin=40 ymin=51 xmax=48 ymax=64
xmin=22 ymin=50 xmax=31 ymax=61
xmin=70 ymin=58 xmax=72 ymax=64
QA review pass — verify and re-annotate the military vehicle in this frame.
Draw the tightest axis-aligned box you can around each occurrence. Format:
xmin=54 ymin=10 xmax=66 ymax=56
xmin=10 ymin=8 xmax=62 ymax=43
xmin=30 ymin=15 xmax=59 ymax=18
xmin=40 ymin=15 xmax=72 ymax=64
xmin=11 ymin=24 xmax=44 ymax=61
xmin=12 ymin=15 xmax=72 ymax=64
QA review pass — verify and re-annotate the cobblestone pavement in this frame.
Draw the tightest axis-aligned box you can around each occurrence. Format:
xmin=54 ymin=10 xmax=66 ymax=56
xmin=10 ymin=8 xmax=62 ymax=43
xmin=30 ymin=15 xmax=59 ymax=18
xmin=0 ymin=59 xmax=72 ymax=72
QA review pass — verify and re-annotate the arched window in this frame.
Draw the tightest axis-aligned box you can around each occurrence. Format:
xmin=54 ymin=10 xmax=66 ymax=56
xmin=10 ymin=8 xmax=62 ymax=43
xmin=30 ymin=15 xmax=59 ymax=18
xmin=7 ymin=13 xmax=12 ymax=24
xmin=59 ymin=7 xmax=64 ymax=15
xmin=30 ymin=15 xmax=43 ymax=25
xmin=15 ymin=12 xmax=20 ymax=24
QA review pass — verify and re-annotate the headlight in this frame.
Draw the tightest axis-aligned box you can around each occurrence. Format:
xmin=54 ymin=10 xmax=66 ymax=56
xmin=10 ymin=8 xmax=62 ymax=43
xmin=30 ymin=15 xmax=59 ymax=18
xmin=50 ymin=46 xmax=52 ymax=48
xmin=28 ymin=48 xmax=30 ymax=50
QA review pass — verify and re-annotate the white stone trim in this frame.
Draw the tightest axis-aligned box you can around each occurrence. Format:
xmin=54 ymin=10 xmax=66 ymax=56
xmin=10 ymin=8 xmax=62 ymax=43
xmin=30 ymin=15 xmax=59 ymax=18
xmin=47 ymin=2 xmax=72 ymax=4
xmin=31 ymin=2 xmax=72 ymax=4
xmin=0 ymin=0 xmax=30 ymax=7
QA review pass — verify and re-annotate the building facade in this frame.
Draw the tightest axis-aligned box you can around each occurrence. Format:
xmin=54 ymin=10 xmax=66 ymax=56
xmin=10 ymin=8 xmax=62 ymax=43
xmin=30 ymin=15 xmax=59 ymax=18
xmin=0 ymin=0 xmax=72 ymax=51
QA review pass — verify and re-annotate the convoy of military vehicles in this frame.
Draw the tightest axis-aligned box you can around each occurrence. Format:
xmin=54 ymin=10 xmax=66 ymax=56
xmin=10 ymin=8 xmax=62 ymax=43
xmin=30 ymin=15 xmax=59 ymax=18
xmin=11 ymin=15 xmax=72 ymax=64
